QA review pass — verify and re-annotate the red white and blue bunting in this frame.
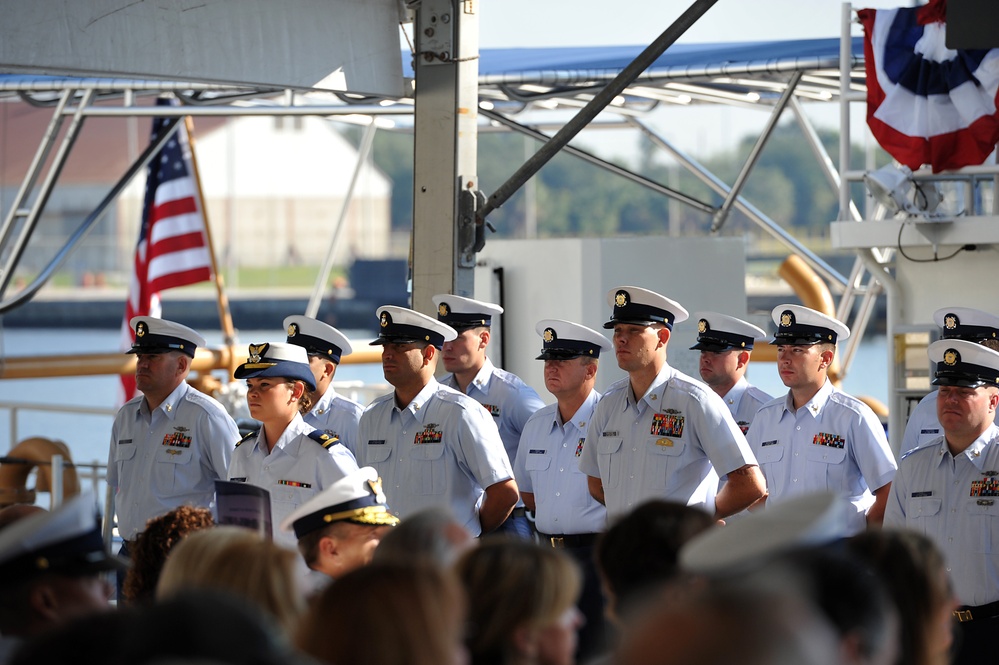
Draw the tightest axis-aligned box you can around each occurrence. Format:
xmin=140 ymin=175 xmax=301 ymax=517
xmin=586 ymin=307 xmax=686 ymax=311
xmin=859 ymin=0 xmax=999 ymax=172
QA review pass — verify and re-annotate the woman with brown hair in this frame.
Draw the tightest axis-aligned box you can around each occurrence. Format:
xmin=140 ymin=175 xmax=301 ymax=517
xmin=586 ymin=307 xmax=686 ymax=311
xmin=122 ymin=505 xmax=214 ymax=604
xmin=227 ymin=342 xmax=358 ymax=547
xmin=456 ymin=538 xmax=583 ymax=665
xmin=296 ymin=561 xmax=466 ymax=665
xmin=847 ymin=529 xmax=959 ymax=665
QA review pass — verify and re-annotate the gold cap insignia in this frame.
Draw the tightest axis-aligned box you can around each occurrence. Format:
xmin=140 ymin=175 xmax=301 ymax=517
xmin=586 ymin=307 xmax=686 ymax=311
xmin=944 ymin=314 xmax=958 ymax=330
xmin=780 ymin=311 xmax=793 ymax=328
xmin=543 ymin=328 xmax=555 ymax=343
xmin=615 ymin=291 xmax=628 ymax=307
xmin=248 ymin=343 xmax=267 ymax=364
xmin=287 ymin=323 xmax=298 ymax=337
xmin=380 ymin=311 xmax=389 ymax=328
xmin=698 ymin=319 xmax=708 ymax=334
xmin=367 ymin=477 xmax=387 ymax=504
xmin=438 ymin=303 xmax=449 ymax=317
xmin=136 ymin=321 xmax=148 ymax=337
xmin=943 ymin=349 xmax=959 ymax=366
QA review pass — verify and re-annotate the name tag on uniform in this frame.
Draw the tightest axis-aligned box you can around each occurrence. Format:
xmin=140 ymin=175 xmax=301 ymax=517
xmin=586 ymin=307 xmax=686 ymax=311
xmin=230 ymin=477 xmax=247 ymax=482
xmin=920 ymin=428 xmax=940 ymax=435
xmin=761 ymin=440 xmax=778 ymax=447
xmin=602 ymin=431 xmax=619 ymax=437
xmin=368 ymin=440 xmax=386 ymax=445
xmin=119 ymin=439 xmax=133 ymax=445
xmin=911 ymin=491 xmax=933 ymax=497
xmin=529 ymin=449 xmax=545 ymax=455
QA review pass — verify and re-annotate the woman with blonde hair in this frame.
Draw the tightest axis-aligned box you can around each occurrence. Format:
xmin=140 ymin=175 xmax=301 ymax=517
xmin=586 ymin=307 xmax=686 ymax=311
xmin=456 ymin=538 xmax=583 ymax=665
xmin=227 ymin=342 xmax=358 ymax=547
xmin=296 ymin=561 xmax=466 ymax=665
xmin=156 ymin=526 xmax=304 ymax=638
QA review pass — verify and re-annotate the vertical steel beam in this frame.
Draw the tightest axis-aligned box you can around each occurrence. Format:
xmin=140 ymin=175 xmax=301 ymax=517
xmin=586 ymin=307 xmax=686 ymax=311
xmin=411 ymin=0 xmax=480 ymax=312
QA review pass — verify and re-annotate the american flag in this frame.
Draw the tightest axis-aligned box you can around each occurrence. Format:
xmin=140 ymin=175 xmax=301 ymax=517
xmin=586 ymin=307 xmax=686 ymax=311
xmin=118 ymin=100 xmax=213 ymax=402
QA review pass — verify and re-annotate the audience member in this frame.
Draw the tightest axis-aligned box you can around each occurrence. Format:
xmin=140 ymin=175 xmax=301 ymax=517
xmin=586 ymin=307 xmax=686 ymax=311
xmin=456 ymin=538 xmax=582 ymax=665
xmin=0 ymin=493 xmax=119 ymax=664
xmin=9 ymin=590 xmax=310 ymax=665
xmin=122 ymin=505 xmax=214 ymax=605
xmin=848 ymin=529 xmax=959 ymax=665
xmin=595 ymin=500 xmax=713 ymax=626
xmin=281 ymin=466 xmax=398 ymax=591
xmin=297 ymin=561 xmax=466 ymax=665
xmin=156 ymin=526 xmax=304 ymax=638
xmin=372 ymin=506 xmax=474 ymax=567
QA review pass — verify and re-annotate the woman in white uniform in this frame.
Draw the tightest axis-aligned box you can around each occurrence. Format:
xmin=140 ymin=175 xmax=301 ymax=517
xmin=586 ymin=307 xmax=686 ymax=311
xmin=227 ymin=342 xmax=358 ymax=547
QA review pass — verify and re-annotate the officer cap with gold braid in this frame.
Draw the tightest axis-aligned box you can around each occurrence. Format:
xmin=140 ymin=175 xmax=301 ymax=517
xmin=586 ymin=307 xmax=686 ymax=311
xmin=127 ymin=316 xmax=205 ymax=358
xmin=770 ymin=304 xmax=850 ymax=346
xmin=369 ymin=305 xmax=457 ymax=350
xmin=234 ymin=341 xmax=317 ymax=392
xmin=929 ymin=338 xmax=999 ymax=388
xmin=689 ymin=311 xmax=767 ymax=353
xmin=535 ymin=318 xmax=611 ymax=360
xmin=603 ymin=286 xmax=689 ymax=331
xmin=280 ymin=466 xmax=400 ymax=539
xmin=933 ymin=307 xmax=999 ymax=342
xmin=283 ymin=315 xmax=353 ymax=364
xmin=432 ymin=294 xmax=503 ymax=331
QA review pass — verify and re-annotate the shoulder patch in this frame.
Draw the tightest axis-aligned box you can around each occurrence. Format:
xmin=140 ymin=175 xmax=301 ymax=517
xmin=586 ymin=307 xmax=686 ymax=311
xmin=235 ymin=430 xmax=256 ymax=448
xmin=308 ymin=429 xmax=340 ymax=449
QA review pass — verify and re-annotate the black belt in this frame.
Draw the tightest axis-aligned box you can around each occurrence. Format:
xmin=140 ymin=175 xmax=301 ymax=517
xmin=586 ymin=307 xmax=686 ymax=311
xmin=538 ymin=532 xmax=599 ymax=549
xmin=511 ymin=507 xmax=527 ymax=519
xmin=954 ymin=599 xmax=999 ymax=622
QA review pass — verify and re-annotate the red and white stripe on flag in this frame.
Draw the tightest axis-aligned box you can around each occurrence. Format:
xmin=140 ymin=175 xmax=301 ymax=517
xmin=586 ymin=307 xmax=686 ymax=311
xmin=118 ymin=102 xmax=213 ymax=403
xmin=859 ymin=0 xmax=999 ymax=173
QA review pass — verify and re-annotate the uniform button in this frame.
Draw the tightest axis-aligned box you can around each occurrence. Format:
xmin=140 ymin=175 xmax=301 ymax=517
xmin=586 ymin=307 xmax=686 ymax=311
xmin=559 ymin=468 xmax=564 ymax=472
xmin=796 ymin=426 xmax=801 ymax=431
xmin=794 ymin=452 xmax=799 ymax=456
xmin=555 ymin=492 xmax=561 ymax=497
xmin=629 ymin=475 xmax=634 ymax=480
xmin=793 ymin=478 xmax=798 ymax=483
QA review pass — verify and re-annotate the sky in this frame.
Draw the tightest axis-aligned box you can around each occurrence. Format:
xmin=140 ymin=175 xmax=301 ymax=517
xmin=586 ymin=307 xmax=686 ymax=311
xmin=466 ymin=0 xmax=914 ymax=159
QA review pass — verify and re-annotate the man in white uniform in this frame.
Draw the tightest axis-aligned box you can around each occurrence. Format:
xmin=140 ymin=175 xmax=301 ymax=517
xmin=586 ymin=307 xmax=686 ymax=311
xmin=578 ymin=286 xmax=765 ymax=520
xmin=108 ymin=317 xmax=237 ymax=596
xmin=900 ymin=307 xmax=999 ymax=455
xmin=433 ymin=293 xmax=544 ymax=537
xmin=885 ymin=338 xmax=999 ymax=664
xmin=690 ymin=311 xmax=772 ymax=434
xmin=355 ymin=306 xmax=519 ymax=537
xmin=283 ymin=315 xmax=365 ymax=455
xmin=746 ymin=304 xmax=896 ymax=533
xmin=513 ymin=319 xmax=611 ymax=660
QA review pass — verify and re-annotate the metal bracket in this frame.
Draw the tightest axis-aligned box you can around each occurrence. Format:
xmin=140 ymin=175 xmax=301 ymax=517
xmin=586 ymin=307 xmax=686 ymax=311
xmin=458 ymin=185 xmax=487 ymax=267
xmin=415 ymin=0 xmax=454 ymax=65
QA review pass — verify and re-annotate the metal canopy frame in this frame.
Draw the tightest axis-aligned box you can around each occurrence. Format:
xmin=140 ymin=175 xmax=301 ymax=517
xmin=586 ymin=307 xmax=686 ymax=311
xmin=0 ymin=13 xmax=876 ymax=358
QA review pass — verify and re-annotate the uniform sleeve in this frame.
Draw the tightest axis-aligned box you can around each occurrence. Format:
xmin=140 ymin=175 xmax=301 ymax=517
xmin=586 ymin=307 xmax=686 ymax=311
xmin=693 ymin=390 xmax=758 ymax=476
xmin=883 ymin=461 xmax=908 ymax=527
xmin=851 ymin=406 xmax=897 ymax=492
xmin=509 ymin=385 xmax=546 ymax=438
xmin=227 ymin=446 xmax=246 ymax=481
xmin=453 ymin=401 xmax=513 ymax=488
xmin=513 ymin=418 xmax=538 ymax=492
xmin=577 ymin=405 xmax=604 ymax=478
xmin=318 ymin=443 xmax=360 ymax=485
xmin=106 ymin=418 xmax=120 ymax=492
xmin=199 ymin=408 xmax=239 ymax=481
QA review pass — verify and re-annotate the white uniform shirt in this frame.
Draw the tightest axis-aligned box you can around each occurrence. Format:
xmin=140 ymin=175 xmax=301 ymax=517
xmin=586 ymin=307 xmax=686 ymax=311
xmin=578 ymin=363 xmax=757 ymax=519
xmin=227 ymin=413 xmax=358 ymax=548
xmin=722 ymin=377 xmax=773 ymax=435
xmin=885 ymin=425 xmax=999 ymax=605
xmin=513 ymin=390 xmax=607 ymax=535
xmin=355 ymin=377 xmax=514 ymax=537
xmin=108 ymin=381 xmax=237 ymax=540
xmin=746 ymin=380 xmax=897 ymax=534
xmin=901 ymin=390 xmax=999 ymax=456
xmin=303 ymin=387 xmax=364 ymax=456
xmin=442 ymin=357 xmax=545 ymax=465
